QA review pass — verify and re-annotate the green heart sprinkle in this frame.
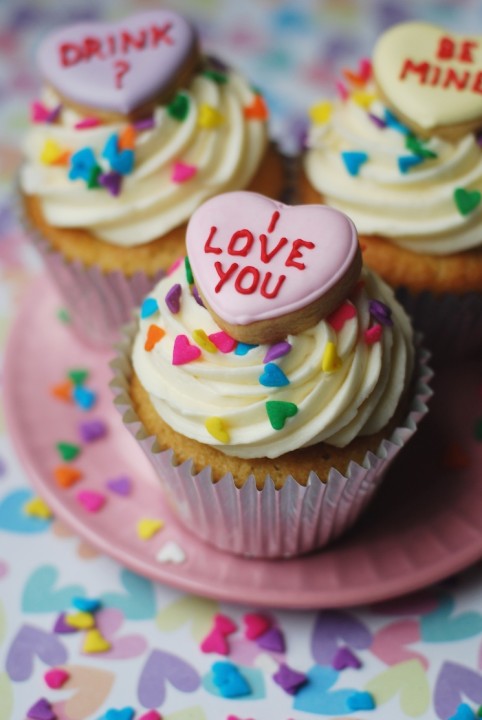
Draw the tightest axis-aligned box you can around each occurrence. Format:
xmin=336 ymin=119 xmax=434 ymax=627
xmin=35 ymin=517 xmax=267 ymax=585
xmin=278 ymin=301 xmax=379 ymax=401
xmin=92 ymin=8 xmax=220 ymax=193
xmin=185 ymin=256 xmax=194 ymax=285
xmin=266 ymin=400 xmax=298 ymax=430
xmin=167 ymin=93 xmax=190 ymax=122
xmin=87 ymin=164 xmax=102 ymax=189
xmin=56 ymin=442 xmax=81 ymax=462
xmin=68 ymin=368 xmax=89 ymax=386
xmin=202 ymin=69 xmax=228 ymax=84
xmin=405 ymin=135 xmax=437 ymax=159
xmin=57 ymin=308 xmax=71 ymax=324
xmin=454 ymin=187 xmax=482 ymax=216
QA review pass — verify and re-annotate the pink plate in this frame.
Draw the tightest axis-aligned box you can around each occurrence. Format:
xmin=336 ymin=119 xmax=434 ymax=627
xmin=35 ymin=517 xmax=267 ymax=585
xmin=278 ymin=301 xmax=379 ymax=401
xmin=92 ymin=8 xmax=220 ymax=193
xmin=4 ymin=275 xmax=482 ymax=609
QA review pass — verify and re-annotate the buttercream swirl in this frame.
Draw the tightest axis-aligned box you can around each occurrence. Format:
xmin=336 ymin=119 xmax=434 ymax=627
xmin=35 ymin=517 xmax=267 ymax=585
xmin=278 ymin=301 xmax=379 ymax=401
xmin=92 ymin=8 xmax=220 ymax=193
xmin=132 ymin=263 xmax=414 ymax=459
xmin=20 ymin=70 xmax=268 ymax=246
xmin=304 ymin=89 xmax=482 ymax=254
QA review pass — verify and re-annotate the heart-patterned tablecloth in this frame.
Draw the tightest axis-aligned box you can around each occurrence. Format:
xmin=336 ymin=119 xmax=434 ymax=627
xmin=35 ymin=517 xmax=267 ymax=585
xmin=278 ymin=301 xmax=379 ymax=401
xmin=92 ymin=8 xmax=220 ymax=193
xmin=2 ymin=1 xmax=482 ymax=719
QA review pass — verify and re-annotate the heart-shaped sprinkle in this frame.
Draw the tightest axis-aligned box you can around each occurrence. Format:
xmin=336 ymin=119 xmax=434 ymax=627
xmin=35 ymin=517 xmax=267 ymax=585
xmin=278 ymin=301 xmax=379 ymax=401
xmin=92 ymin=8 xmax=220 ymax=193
xmin=79 ymin=419 xmax=107 ymax=443
xmin=272 ymin=663 xmax=308 ymax=695
xmin=205 ymin=417 xmax=230 ymax=444
xmin=257 ymin=627 xmax=285 ymax=653
xmin=201 ymin=628 xmax=229 ymax=655
xmin=309 ymin=101 xmax=332 ymax=124
xmin=454 ymin=188 xmax=482 ymax=216
xmin=32 ymin=100 xmax=60 ymax=123
xmin=332 ymin=646 xmax=362 ymax=670
xmin=351 ymin=90 xmax=376 ymax=109
xmin=69 ymin=147 xmax=97 ymax=181
xmin=138 ymin=712 xmax=162 ymax=720
xmin=244 ymin=613 xmax=271 ymax=640
xmin=209 ymin=331 xmax=237 ymax=353
xmin=263 ymin=341 xmax=291 ymax=363
xmin=405 ymin=135 xmax=437 ymax=158
xmin=44 ymin=667 xmax=70 ymax=689
xmin=384 ymin=108 xmax=411 ymax=135
xmin=171 ymin=161 xmax=197 ymax=183
xmin=51 ymin=380 xmax=73 ymax=403
xmin=72 ymin=385 xmax=97 ymax=410
xmin=72 ymin=596 xmax=101 ymax=613
xmin=53 ymin=612 xmax=78 ymax=634
xmin=68 ymin=368 xmax=89 ymax=385
xmin=75 ymin=116 xmax=101 ymax=129
xmin=336 ymin=80 xmax=349 ymax=101
xmin=449 ymin=703 xmax=477 ymax=720
xmin=368 ymin=112 xmax=386 ymax=129
xmin=347 ymin=690 xmax=376 ymax=711
xmin=198 ymin=103 xmax=225 ymax=128
xmin=215 ymin=614 xmax=237 ymax=636
xmin=244 ymin=94 xmax=268 ymax=120
xmin=23 ymin=497 xmax=52 ymax=520
xmin=76 ymin=490 xmax=106 ymax=513
xmin=327 ymin=301 xmax=356 ymax=332
xmin=212 ymin=661 xmax=251 ymax=698
xmin=134 ymin=116 xmax=155 ymax=131
xmin=341 ymin=150 xmax=368 ymax=176
xmin=172 ymin=334 xmax=202 ymax=364
xmin=137 ymin=518 xmax=164 ymax=540
xmin=185 ymin=256 xmax=194 ymax=284
xmin=322 ymin=341 xmax=341 ymax=373
xmin=141 ymin=297 xmax=159 ymax=319
xmin=259 ymin=363 xmax=289 ymax=388
xmin=99 ymin=171 xmax=123 ymax=196
xmin=145 ymin=324 xmax=165 ymax=352
xmin=26 ymin=698 xmax=55 ymax=720
xmin=56 ymin=441 xmax=81 ymax=462
xmin=106 ymin=476 xmax=132 ymax=496
xmin=40 ymin=139 xmax=70 ymax=166
xmin=53 ymin=465 xmax=82 ymax=488
xmin=192 ymin=329 xmax=217 ymax=353
xmin=167 ymin=92 xmax=190 ymax=121
xmin=119 ymin=125 xmax=136 ymax=150
xmin=234 ymin=343 xmax=258 ymax=356
xmin=364 ymin=324 xmax=383 ymax=345
xmin=37 ymin=11 xmax=198 ymax=115
xmin=192 ymin=284 xmax=204 ymax=306
xmin=266 ymin=401 xmax=298 ymax=430
xmin=165 ymin=283 xmax=182 ymax=313
xmin=156 ymin=540 xmax=186 ymax=564
xmin=101 ymin=707 xmax=135 ymax=720
xmin=82 ymin=628 xmax=112 ymax=654
xmin=398 ymin=155 xmax=424 ymax=173
xmin=65 ymin=611 xmax=95 ymax=630
xmin=203 ymin=69 xmax=228 ymax=84
xmin=369 ymin=299 xmax=393 ymax=326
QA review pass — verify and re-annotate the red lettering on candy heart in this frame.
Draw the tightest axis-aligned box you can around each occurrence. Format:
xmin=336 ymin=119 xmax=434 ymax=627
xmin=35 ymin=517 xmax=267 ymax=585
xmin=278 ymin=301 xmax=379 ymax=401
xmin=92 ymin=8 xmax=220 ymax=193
xmin=285 ymin=239 xmax=316 ymax=270
xmin=259 ymin=234 xmax=288 ymax=263
xmin=204 ymin=226 xmax=222 ymax=255
xmin=436 ymin=35 xmax=478 ymax=63
xmin=228 ymin=229 xmax=254 ymax=256
xmin=214 ymin=261 xmax=239 ymax=292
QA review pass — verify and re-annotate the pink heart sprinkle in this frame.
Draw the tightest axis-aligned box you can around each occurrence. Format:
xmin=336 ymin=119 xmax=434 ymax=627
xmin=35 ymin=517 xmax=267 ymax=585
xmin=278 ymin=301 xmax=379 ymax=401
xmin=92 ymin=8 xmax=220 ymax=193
xmin=76 ymin=490 xmax=106 ymax=513
xmin=327 ymin=301 xmax=356 ymax=332
xmin=200 ymin=627 xmax=229 ymax=655
xmin=172 ymin=334 xmax=201 ymax=365
xmin=244 ymin=613 xmax=272 ymax=640
xmin=31 ymin=101 xmax=50 ymax=123
xmin=44 ymin=667 xmax=70 ymax=689
xmin=171 ymin=161 xmax=197 ymax=183
xmin=214 ymin=613 xmax=238 ymax=636
xmin=168 ymin=256 xmax=184 ymax=275
xmin=336 ymin=80 xmax=349 ymax=101
xmin=208 ymin=331 xmax=237 ymax=354
xmin=359 ymin=57 xmax=372 ymax=81
xmin=75 ymin=117 xmax=102 ymax=129
xmin=138 ymin=711 xmax=163 ymax=720
xmin=364 ymin=324 xmax=382 ymax=345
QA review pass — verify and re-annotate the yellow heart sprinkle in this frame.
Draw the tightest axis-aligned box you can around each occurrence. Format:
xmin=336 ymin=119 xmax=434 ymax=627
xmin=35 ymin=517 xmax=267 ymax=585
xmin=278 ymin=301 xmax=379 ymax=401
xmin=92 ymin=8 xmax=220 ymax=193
xmin=309 ymin=101 xmax=333 ymax=124
xmin=82 ymin=628 xmax=111 ymax=654
xmin=137 ymin=518 xmax=165 ymax=541
xmin=23 ymin=497 xmax=52 ymax=519
xmin=205 ymin=417 xmax=230 ymax=444
xmin=198 ymin=104 xmax=225 ymax=129
xmin=40 ymin=139 xmax=70 ymax=165
xmin=351 ymin=90 xmax=376 ymax=109
xmin=192 ymin=329 xmax=217 ymax=353
xmin=65 ymin=611 xmax=95 ymax=630
xmin=322 ymin=341 xmax=342 ymax=373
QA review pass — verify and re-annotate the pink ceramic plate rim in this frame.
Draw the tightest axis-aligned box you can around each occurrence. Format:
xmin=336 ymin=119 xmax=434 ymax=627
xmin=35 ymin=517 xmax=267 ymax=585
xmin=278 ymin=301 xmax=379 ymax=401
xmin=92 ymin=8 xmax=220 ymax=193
xmin=3 ymin=275 xmax=482 ymax=609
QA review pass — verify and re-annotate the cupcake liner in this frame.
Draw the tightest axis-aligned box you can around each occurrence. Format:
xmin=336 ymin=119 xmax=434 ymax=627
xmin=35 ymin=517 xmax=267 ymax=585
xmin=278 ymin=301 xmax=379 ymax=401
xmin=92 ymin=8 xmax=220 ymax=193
xmin=110 ymin=323 xmax=433 ymax=559
xmin=396 ymin=287 xmax=482 ymax=365
xmin=17 ymin=191 xmax=164 ymax=349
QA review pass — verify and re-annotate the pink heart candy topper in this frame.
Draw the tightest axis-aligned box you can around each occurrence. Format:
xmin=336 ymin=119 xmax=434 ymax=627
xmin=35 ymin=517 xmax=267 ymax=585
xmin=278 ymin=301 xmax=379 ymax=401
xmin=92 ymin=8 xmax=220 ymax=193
xmin=37 ymin=10 xmax=198 ymax=114
xmin=186 ymin=192 xmax=360 ymax=329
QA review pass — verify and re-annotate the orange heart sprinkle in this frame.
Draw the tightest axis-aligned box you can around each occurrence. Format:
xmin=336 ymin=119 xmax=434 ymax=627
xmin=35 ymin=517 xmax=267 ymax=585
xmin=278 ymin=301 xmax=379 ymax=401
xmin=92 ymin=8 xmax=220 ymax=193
xmin=51 ymin=380 xmax=73 ymax=402
xmin=342 ymin=68 xmax=367 ymax=87
xmin=119 ymin=125 xmax=136 ymax=150
xmin=54 ymin=465 xmax=83 ymax=488
xmin=244 ymin=94 xmax=269 ymax=121
xmin=145 ymin=324 xmax=165 ymax=352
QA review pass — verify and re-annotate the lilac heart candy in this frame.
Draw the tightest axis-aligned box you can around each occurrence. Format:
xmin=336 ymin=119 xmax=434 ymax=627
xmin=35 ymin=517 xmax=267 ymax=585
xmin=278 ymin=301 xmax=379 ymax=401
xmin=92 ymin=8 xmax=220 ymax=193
xmin=27 ymin=698 xmax=55 ymax=720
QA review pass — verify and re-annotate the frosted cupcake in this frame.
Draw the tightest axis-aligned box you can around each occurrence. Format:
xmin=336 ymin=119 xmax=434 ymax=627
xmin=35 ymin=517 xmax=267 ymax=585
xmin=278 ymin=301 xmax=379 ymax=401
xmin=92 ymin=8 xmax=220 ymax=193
xmin=300 ymin=21 xmax=482 ymax=362
xmin=111 ymin=191 xmax=431 ymax=558
xmin=19 ymin=10 xmax=284 ymax=347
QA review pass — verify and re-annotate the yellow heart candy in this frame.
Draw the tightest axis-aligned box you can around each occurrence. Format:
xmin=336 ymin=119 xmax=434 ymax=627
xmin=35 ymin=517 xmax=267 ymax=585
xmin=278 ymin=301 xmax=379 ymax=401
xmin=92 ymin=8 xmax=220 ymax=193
xmin=137 ymin=518 xmax=165 ymax=541
xmin=65 ymin=611 xmax=95 ymax=630
xmin=351 ymin=90 xmax=376 ymax=109
xmin=198 ymin=104 xmax=224 ymax=129
xmin=205 ymin=417 xmax=230 ymax=444
xmin=23 ymin=497 xmax=52 ymax=519
xmin=309 ymin=101 xmax=333 ymax=124
xmin=322 ymin=341 xmax=342 ymax=373
xmin=192 ymin=329 xmax=217 ymax=353
xmin=40 ymin=139 xmax=69 ymax=165
xmin=82 ymin=628 xmax=111 ymax=654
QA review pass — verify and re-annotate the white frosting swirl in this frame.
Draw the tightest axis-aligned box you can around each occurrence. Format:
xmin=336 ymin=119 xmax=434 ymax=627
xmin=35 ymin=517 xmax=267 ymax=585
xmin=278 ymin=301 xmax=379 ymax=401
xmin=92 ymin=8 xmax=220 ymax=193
xmin=132 ymin=263 xmax=414 ymax=459
xmin=304 ymin=91 xmax=482 ymax=254
xmin=20 ymin=70 xmax=268 ymax=246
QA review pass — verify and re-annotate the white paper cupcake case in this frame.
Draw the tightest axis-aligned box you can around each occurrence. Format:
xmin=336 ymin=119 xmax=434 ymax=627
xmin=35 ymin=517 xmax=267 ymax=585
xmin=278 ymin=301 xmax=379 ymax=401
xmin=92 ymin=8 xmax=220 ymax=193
xmin=110 ymin=324 xmax=433 ymax=559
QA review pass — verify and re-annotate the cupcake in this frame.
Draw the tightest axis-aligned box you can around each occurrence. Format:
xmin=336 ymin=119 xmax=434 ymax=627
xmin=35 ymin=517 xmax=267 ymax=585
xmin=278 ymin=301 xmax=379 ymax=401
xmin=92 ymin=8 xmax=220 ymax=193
xmin=19 ymin=10 xmax=284 ymax=347
xmin=300 ymin=21 xmax=482 ymax=362
xmin=111 ymin=191 xmax=431 ymax=558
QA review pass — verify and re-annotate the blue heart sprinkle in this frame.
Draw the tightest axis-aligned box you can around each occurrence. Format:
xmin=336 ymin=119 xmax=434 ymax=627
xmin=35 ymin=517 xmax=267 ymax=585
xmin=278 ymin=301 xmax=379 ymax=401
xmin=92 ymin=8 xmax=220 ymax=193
xmin=234 ymin=343 xmax=258 ymax=356
xmin=102 ymin=134 xmax=119 ymax=163
xmin=341 ymin=151 xmax=368 ymax=176
xmin=398 ymin=155 xmax=424 ymax=174
xmin=347 ymin=690 xmax=376 ymax=711
xmin=384 ymin=108 xmax=411 ymax=135
xmin=141 ymin=297 xmax=159 ymax=319
xmin=259 ymin=362 xmax=289 ymax=387
xmin=72 ymin=386 xmax=97 ymax=411
xmin=449 ymin=703 xmax=477 ymax=720
xmin=212 ymin=661 xmax=251 ymax=698
xmin=68 ymin=147 xmax=97 ymax=181
xmin=101 ymin=708 xmax=135 ymax=720
xmin=72 ymin=596 xmax=101 ymax=613
xmin=102 ymin=134 xmax=134 ymax=175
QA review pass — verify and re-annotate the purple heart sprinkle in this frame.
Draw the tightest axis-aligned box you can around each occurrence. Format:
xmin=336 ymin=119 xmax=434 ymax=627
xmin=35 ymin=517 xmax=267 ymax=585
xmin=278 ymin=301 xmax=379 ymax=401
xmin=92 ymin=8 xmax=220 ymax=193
xmin=369 ymin=299 xmax=393 ymax=326
xmin=192 ymin=284 xmax=205 ymax=307
xmin=53 ymin=612 xmax=78 ymax=634
xmin=134 ymin=116 xmax=155 ymax=131
xmin=106 ymin=476 xmax=132 ymax=497
xmin=165 ymin=283 xmax=182 ymax=313
xmin=99 ymin=171 xmax=122 ymax=196
xmin=78 ymin=419 xmax=107 ymax=443
xmin=272 ymin=663 xmax=307 ymax=695
xmin=46 ymin=104 xmax=62 ymax=123
xmin=257 ymin=627 xmax=285 ymax=653
xmin=332 ymin=646 xmax=362 ymax=670
xmin=263 ymin=341 xmax=292 ymax=363
xmin=27 ymin=697 xmax=55 ymax=720
xmin=368 ymin=112 xmax=387 ymax=129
